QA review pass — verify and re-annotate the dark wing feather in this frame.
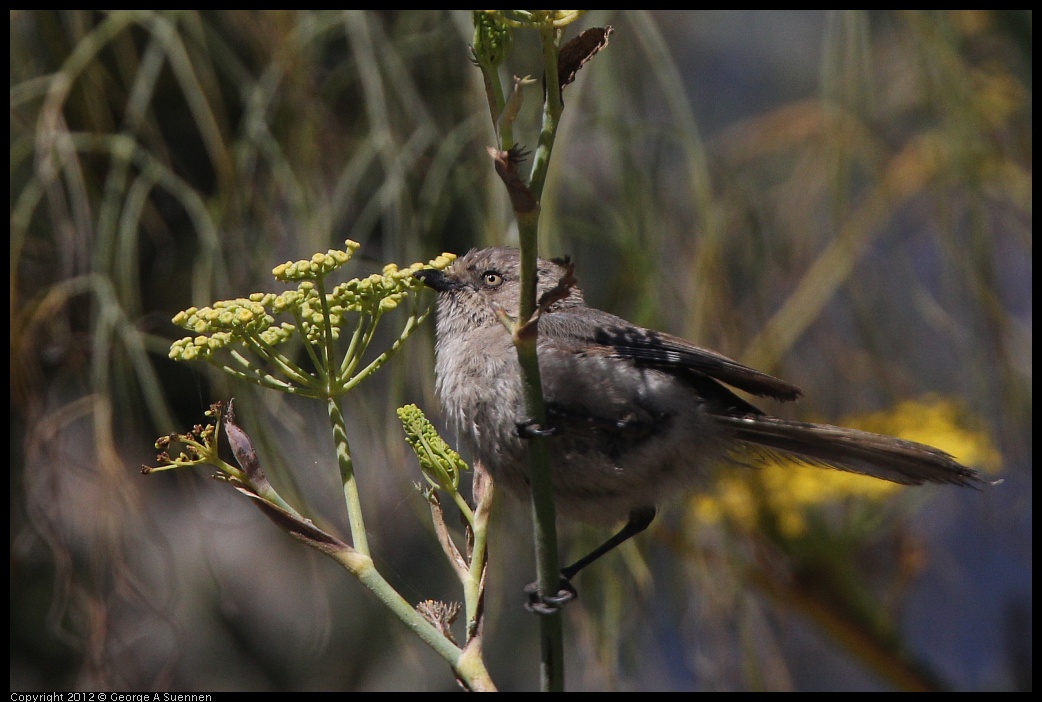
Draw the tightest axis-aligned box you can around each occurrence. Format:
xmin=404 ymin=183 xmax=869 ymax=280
xmin=536 ymin=311 xmax=802 ymax=402
xmin=592 ymin=324 xmax=802 ymax=402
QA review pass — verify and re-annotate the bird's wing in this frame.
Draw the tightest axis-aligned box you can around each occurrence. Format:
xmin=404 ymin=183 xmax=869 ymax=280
xmin=538 ymin=311 xmax=802 ymax=403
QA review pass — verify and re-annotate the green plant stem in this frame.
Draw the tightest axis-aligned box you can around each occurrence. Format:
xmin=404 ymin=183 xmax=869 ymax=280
xmin=450 ymin=490 xmax=476 ymax=527
xmin=314 ymin=276 xmax=339 ymax=387
xmin=242 ymin=333 xmax=316 ymax=388
xmin=213 ymin=354 xmax=315 ymax=397
xmin=486 ymin=64 xmax=512 ymax=150
xmin=328 ymin=544 xmax=496 ymax=691
xmin=475 ymin=14 xmax=571 ymax=691
xmin=236 ymin=479 xmax=494 ymax=688
xmin=293 ymin=306 xmax=328 ymax=374
xmin=528 ymin=27 xmax=564 ymax=202
xmin=517 ymin=212 xmax=566 ymax=692
xmin=341 ymin=309 xmax=380 ymax=379
xmin=457 ymin=641 xmax=495 ymax=693
xmin=341 ymin=306 xmax=429 ymax=392
xmin=464 ymin=542 xmax=487 ymax=631
xmin=326 ymin=396 xmax=369 ymax=556
xmin=464 ymin=470 xmax=494 ymax=630
xmin=253 ymin=484 xmax=301 ymax=517
xmin=340 ymin=314 xmax=369 ymax=376
xmin=512 ymin=24 xmax=568 ymax=694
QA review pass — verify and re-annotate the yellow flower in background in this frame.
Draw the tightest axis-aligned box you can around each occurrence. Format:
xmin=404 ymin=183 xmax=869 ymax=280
xmin=850 ymin=396 xmax=1002 ymax=475
xmin=691 ymin=396 xmax=1001 ymax=538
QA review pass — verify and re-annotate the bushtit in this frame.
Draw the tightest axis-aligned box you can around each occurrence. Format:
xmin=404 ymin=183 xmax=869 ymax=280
xmin=414 ymin=247 xmax=981 ymax=606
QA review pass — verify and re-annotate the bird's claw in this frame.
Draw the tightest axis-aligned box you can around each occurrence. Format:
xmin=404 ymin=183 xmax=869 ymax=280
xmin=523 ymin=576 xmax=577 ymax=615
xmin=517 ymin=419 xmax=557 ymax=438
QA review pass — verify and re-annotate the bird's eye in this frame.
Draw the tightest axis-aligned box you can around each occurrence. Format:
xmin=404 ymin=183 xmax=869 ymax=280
xmin=481 ymin=271 xmax=504 ymax=288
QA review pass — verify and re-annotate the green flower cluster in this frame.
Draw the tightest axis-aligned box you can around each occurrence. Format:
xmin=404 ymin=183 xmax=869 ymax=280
xmin=486 ymin=10 xmax=586 ymax=29
xmin=398 ymin=403 xmax=469 ymax=493
xmin=168 ymin=241 xmax=455 ymax=363
xmin=332 ymin=257 xmax=455 ymax=315
xmin=167 ymin=241 xmax=454 ymax=400
xmin=272 ymin=240 xmax=360 ymax=281
xmin=472 ymin=11 xmax=512 ymax=68
xmin=169 ymin=294 xmax=292 ymax=361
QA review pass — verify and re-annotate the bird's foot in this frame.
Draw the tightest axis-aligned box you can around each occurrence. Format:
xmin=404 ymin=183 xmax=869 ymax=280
xmin=516 ymin=418 xmax=557 ymax=438
xmin=523 ymin=576 xmax=577 ymax=615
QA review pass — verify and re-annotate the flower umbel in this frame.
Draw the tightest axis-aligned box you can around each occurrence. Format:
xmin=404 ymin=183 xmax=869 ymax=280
xmin=168 ymin=241 xmax=455 ymax=399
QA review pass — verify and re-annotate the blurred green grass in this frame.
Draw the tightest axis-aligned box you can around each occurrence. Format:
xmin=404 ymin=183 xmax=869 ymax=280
xmin=10 ymin=10 xmax=1031 ymax=691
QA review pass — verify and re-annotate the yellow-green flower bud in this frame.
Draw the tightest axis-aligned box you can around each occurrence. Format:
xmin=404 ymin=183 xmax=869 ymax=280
xmin=398 ymin=404 xmax=469 ymax=493
xmin=473 ymin=11 xmax=513 ymax=67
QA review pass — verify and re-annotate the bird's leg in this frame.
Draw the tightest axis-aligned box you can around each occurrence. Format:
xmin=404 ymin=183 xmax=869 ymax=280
xmin=525 ymin=506 xmax=657 ymax=615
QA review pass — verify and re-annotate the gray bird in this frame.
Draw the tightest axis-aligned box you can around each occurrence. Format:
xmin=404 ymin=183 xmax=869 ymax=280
xmin=414 ymin=246 xmax=981 ymax=608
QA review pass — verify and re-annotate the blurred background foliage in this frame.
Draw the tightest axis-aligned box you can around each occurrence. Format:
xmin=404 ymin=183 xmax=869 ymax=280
xmin=10 ymin=10 xmax=1031 ymax=691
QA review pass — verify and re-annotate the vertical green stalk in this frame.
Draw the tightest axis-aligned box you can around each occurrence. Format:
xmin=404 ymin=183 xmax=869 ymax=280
xmin=516 ymin=208 xmax=566 ymax=693
xmin=528 ymin=27 xmax=564 ymax=201
xmin=474 ymin=12 xmax=589 ymax=691
xmin=327 ymin=396 xmax=369 ymax=556
xmin=465 ymin=519 xmax=489 ymax=629
xmin=518 ymin=24 xmax=567 ymax=695
xmin=314 ymin=276 xmax=338 ymax=387
xmin=487 ymin=66 xmax=512 ymax=150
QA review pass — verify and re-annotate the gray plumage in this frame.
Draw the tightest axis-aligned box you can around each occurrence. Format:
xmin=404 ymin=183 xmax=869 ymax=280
xmin=415 ymin=247 xmax=981 ymax=526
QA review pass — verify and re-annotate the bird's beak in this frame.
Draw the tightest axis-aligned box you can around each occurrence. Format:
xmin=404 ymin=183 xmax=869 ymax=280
xmin=413 ymin=268 xmax=457 ymax=293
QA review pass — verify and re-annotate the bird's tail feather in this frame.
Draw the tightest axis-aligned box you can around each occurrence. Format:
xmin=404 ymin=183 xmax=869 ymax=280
xmin=714 ymin=415 xmax=982 ymax=487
